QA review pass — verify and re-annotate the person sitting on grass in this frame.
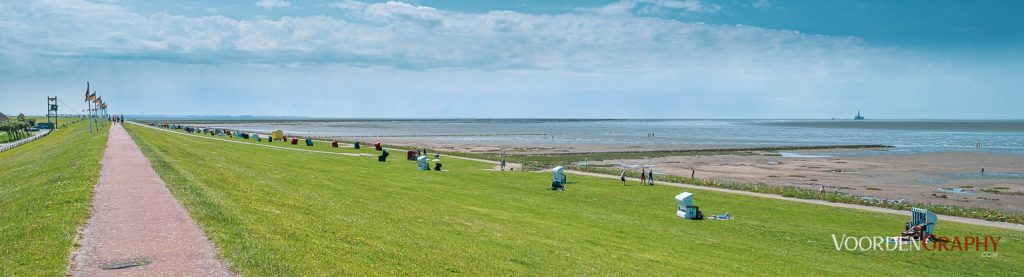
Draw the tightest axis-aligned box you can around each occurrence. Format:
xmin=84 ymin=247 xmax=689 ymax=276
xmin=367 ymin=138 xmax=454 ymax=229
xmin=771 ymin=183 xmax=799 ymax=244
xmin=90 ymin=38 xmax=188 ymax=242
xmin=550 ymin=180 xmax=564 ymax=191
xmin=433 ymin=154 xmax=442 ymax=171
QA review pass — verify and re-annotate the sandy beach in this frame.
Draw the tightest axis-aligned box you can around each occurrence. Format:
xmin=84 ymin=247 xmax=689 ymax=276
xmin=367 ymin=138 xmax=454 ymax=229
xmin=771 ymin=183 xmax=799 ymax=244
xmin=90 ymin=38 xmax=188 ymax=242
xmin=594 ymin=151 xmax=1024 ymax=213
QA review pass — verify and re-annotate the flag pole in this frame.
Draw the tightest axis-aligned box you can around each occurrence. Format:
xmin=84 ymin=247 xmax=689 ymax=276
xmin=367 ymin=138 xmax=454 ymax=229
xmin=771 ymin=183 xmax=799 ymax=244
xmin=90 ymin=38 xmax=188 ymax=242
xmin=88 ymin=100 xmax=94 ymax=133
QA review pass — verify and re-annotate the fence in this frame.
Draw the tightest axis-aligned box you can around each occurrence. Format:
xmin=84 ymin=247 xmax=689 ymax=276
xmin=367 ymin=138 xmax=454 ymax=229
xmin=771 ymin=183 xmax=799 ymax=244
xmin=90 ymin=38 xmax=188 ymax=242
xmin=0 ymin=129 xmax=52 ymax=153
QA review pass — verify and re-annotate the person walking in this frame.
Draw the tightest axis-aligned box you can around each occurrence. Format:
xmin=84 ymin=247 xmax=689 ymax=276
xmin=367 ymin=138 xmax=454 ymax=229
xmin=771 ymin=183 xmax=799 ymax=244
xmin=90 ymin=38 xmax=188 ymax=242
xmin=500 ymin=152 xmax=506 ymax=171
xmin=620 ymin=170 xmax=627 ymax=186
xmin=639 ymin=168 xmax=646 ymax=185
xmin=648 ymin=170 xmax=654 ymax=185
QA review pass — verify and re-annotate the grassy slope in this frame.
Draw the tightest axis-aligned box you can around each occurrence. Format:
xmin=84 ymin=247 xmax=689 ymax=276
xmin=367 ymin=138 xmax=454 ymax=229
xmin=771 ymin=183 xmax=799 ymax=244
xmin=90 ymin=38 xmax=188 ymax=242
xmin=125 ymin=124 xmax=1022 ymax=276
xmin=0 ymin=121 xmax=109 ymax=275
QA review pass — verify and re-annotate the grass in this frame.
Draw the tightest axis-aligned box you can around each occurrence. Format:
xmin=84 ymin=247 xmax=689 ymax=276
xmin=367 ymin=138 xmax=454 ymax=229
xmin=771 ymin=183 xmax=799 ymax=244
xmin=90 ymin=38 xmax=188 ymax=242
xmin=439 ymin=147 xmax=1024 ymax=225
xmin=0 ymin=120 xmax=109 ymax=276
xmin=124 ymin=123 xmax=1022 ymax=276
xmin=577 ymin=165 xmax=1024 ymax=225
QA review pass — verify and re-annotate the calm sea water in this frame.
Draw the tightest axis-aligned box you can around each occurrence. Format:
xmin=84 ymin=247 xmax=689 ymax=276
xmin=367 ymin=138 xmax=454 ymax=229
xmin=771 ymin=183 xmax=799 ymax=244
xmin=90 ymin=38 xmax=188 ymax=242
xmin=203 ymin=119 xmax=1024 ymax=154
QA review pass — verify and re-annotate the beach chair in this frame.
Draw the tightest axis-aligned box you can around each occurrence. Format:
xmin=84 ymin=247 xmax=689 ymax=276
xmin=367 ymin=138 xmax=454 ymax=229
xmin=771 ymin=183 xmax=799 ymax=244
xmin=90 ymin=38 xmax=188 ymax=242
xmin=374 ymin=142 xmax=383 ymax=151
xmin=379 ymin=150 xmax=389 ymax=162
xmin=903 ymin=208 xmax=938 ymax=241
xmin=675 ymin=192 xmax=704 ymax=220
xmin=305 ymin=138 xmax=314 ymax=146
xmin=291 ymin=138 xmax=299 ymax=145
xmin=331 ymin=141 xmax=339 ymax=148
xmin=407 ymin=150 xmax=418 ymax=161
xmin=417 ymin=156 xmax=430 ymax=170
xmin=552 ymin=166 xmax=566 ymax=185
xmin=354 ymin=141 xmax=361 ymax=149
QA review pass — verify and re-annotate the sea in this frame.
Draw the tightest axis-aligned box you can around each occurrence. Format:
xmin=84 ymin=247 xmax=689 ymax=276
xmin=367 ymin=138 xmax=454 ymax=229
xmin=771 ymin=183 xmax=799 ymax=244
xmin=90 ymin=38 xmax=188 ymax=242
xmin=194 ymin=119 xmax=1024 ymax=155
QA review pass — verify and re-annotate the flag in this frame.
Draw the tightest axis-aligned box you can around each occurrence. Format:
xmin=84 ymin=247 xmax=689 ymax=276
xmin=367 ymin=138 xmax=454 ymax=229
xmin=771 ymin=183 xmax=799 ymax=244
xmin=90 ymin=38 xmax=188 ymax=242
xmin=94 ymin=96 xmax=102 ymax=105
xmin=84 ymin=82 xmax=90 ymax=102
xmin=87 ymin=92 xmax=96 ymax=102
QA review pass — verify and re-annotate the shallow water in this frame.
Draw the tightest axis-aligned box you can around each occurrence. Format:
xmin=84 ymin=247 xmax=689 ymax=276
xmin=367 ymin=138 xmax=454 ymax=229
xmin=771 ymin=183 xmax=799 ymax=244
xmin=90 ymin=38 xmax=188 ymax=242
xmin=943 ymin=172 xmax=1024 ymax=180
xmin=202 ymin=119 xmax=1024 ymax=154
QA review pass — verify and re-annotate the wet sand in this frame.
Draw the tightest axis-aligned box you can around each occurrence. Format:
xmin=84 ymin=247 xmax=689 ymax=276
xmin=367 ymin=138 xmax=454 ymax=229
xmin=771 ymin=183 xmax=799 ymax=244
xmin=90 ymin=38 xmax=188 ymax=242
xmin=595 ymin=151 xmax=1024 ymax=213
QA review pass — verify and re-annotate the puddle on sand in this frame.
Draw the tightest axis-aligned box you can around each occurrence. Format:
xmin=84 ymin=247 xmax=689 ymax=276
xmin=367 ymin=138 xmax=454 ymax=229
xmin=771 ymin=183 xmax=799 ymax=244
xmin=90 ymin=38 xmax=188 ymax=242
xmin=915 ymin=178 xmax=947 ymax=185
xmin=936 ymin=188 xmax=975 ymax=194
xmin=943 ymin=172 xmax=1024 ymax=180
xmin=778 ymin=152 xmax=832 ymax=158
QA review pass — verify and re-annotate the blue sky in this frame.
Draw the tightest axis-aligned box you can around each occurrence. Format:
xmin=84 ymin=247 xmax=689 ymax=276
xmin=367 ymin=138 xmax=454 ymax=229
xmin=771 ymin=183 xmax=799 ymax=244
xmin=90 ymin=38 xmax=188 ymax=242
xmin=1 ymin=0 xmax=1021 ymax=118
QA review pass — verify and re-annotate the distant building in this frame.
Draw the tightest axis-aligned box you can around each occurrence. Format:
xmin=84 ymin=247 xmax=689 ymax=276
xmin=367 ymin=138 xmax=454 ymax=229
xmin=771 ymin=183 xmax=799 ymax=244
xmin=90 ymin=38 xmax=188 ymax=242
xmin=854 ymin=111 xmax=865 ymax=120
xmin=0 ymin=112 xmax=8 ymax=122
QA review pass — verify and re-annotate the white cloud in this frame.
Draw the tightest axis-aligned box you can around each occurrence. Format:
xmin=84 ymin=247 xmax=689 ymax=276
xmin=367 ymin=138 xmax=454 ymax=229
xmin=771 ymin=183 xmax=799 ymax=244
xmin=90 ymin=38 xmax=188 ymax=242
xmin=255 ymin=0 xmax=290 ymax=9
xmin=0 ymin=0 xmax=882 ymax=80
xmin=585 ymin=0 xmax=722 ymax=15
xmin=326 ymin=0 xmax=367 ymax=11
xmin=752 ymin=0 xmax=773 ymax=9
xmin=0 ymin=0 xmax=956 ymax=98
xmin=0 ymin=1 xmax=1018 ymax=118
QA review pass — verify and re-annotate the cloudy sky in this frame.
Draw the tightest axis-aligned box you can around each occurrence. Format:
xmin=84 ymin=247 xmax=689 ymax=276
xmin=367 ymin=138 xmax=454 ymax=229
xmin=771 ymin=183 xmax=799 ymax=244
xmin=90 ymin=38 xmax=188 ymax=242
xmin=1 ymin=0 xmax=1021 ymax=119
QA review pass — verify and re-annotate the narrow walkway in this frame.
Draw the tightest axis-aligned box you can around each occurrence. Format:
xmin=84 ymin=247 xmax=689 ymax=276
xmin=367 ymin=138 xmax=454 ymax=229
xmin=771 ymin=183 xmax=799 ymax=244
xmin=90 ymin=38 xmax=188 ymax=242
xmin=69 ymin=123 xmax=232 ymax=276
xmin=0 ymin=129 xmax=51 ymax=152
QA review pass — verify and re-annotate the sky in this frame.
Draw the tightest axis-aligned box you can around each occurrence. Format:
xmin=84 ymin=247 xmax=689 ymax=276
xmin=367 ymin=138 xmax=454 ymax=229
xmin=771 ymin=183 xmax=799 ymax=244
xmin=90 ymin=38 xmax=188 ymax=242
xmin=0 ymin=0 xmax=1022 ymax=119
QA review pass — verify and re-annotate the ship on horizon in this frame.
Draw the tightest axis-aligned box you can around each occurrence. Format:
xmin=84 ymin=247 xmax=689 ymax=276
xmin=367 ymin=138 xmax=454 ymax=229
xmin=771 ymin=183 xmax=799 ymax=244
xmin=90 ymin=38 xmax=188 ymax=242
xmin=854 ymin=111 xmax=865 ymax=120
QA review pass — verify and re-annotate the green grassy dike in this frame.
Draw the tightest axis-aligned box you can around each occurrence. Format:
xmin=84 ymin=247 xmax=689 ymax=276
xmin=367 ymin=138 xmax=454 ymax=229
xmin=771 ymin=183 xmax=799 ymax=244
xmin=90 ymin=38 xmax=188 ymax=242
xmin=437 ymin=150 xmax=1024 ymax=225
xmin=0 ymin=121 xmax=109 ymax=275
xmin=124 ymin=123 xmax=1023 ymax=276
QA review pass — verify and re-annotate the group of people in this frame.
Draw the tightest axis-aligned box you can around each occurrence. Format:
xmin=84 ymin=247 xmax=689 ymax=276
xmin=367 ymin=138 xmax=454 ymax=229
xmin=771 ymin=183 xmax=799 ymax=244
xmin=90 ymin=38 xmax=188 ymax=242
xmin=620 ymin=168 xmax=655 ymax=186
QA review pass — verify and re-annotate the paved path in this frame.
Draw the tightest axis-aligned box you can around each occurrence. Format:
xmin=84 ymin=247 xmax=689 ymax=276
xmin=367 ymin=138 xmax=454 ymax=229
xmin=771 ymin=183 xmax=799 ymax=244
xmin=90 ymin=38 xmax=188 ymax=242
xmin=0 ymin=129 xmax=51 ymax=152
xmin=69 ymin=123 xmax=232 ymax=276
xmin=128 ymin=121 xmax=1024 ymax=232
